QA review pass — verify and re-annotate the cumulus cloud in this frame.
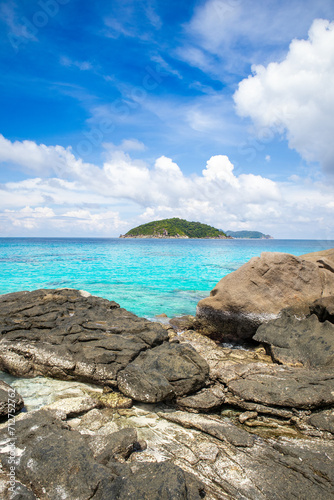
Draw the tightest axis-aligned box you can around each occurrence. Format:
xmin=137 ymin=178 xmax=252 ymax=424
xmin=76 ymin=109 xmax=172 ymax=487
xmin=234 ymin=19 xmax=334 ymax=174
xmin=0 ymin=134 xmax=334 ymax=238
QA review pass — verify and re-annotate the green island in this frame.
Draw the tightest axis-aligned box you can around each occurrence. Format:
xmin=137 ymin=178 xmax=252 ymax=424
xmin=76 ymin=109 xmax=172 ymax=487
xmin=225 ymin=230 xmax=273 ymax=239
xmin=120 ymin=218 xmax=229 ymax=239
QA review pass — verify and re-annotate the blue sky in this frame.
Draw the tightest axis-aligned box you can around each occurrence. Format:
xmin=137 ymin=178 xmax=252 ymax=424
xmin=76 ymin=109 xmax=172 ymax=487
xmin=0 ymin=0 xmax=334 ymax=238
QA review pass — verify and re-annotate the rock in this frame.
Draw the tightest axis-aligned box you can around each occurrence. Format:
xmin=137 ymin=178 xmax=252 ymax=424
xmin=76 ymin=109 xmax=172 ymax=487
xmin=94 ymin=428 xmax=140 ymax=463
xmin=117 ymin=343 xmax=209 ymax=403
xmin=88 ymin=390 xmax=133 ymax=409
xmin=239 ymin=411 xmax=258 ymax=424
xmin=307 ymin=409 xmax=334 ymax=434
xmin=254 ymin=312 xmax=334 ymax=369
xmin=196 ymin=249 xmax=334 ymax=341
xmin=169 ymin=315 xmax=195 ymax=331
xmin=0 ymin=408 xmax=206 ymax=500
xmin=176 ymin=384 xmax=226 ymax=412
xmin=224 ymin=363 xmax=334 ymax=410
xmin=0 ymin=471 xmax=37 ymax=500
xmin=0 ymin=380 xmax=24 ymax=418
xmin=310 ymin=296 xmax=334 ymax=324
xmin=159 ymin=410 xmax=255 ymax=448
xmin=92 ymin=462 xmax=206 ymax=500
xmin=0 ymin=289 xmax=209 ymax=403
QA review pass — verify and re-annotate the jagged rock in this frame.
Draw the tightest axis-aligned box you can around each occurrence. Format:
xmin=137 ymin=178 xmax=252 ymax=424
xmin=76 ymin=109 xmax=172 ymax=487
xmin=0 ymin=289 xmax=209 ymax=403
xmin=117 ymin=343 xmax=209 ymax=403
xmin=196 ymin=249 xmax=334 ymax=341
xmin=224 ymin=363 xmax=334 ymax=409
xmin=254 ymin=312 xmax=334 ymax=369
xmin=0 ymin=409 xmax=206 ymax=500
xmin=0 ymin=380 xmax=24 ymax=418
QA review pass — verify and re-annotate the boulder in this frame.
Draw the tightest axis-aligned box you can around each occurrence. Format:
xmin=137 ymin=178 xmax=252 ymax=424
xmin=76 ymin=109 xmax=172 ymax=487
xmin=196 ymin=249 xmax=334 ymax=341
xmin=117 ymin=343 xmax=209 ymax=403
xmin=0 ymin=289 xmax=209 ymax=403
xmin=254 ymin=312 xmax=334 ymax=369
xmin=0 ymin=380 xmax=24 ymax=418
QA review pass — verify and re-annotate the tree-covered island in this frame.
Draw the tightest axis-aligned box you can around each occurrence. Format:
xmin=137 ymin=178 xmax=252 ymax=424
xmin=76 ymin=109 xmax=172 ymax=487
xmin=120 ymin=218 xmax=229 ymax=239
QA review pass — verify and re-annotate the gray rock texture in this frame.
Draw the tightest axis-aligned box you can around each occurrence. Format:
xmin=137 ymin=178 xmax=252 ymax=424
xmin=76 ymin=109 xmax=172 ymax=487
xmin=0 ymin=289 xmax=209 ymax=403
xmin=118 ymin=342 xmax=209 ymax=403
xmin=196 ymin=249 xmax=334 ymax=341
xmin=254 ymin=312 xmax=334 ymax=369
xmin=0 ymin=380 xmax=24 ymax=418
xmin=0 ymin=408 xmax=205 ymax=500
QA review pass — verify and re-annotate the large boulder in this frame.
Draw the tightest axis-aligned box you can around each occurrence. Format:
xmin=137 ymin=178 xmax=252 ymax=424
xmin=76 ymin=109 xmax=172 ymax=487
xmin=196 ymin=249 xmax=334 ymax=341
xmin=0 ymin=289 xmax=209 ymax=403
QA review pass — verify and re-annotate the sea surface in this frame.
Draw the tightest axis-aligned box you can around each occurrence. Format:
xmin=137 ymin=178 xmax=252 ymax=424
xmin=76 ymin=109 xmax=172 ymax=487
xmin=0 ymin=237 xmax=333 ymax=319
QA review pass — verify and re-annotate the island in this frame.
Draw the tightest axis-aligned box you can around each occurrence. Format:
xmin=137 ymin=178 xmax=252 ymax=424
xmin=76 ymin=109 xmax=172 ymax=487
xmin=120 ymin=218 xmax=229 ymax=239
xmin=225 ymin=230 xmax=273 ymax=239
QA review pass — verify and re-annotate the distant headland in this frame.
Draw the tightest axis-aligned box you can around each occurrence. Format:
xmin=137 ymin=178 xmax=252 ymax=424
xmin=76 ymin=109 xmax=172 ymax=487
xmin=120 ymin=218 xmax=229 ymax=239
xmin=225 ymin=230 xmax=273 ymax=239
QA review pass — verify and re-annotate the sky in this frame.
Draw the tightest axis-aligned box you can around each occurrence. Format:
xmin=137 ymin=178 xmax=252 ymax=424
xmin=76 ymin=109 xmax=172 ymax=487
xmin=0 ymin=0 xmax=334 ymax=239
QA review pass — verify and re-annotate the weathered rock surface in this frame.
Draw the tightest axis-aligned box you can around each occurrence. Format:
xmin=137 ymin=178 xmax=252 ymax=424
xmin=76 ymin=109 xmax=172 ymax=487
xmin=225 ymin=363 xmax=334 ymax=410
xmin=0 ymin=289 xmax=208 ymax=402
xmin=118 ymin=342 xmax=209 ymax=403
xmin=0 ymin=408 xmax=205 ymax=500
xmin=254 ymin=312 xmax=334 ymax=369
xmin=178 ymin=330 xmax=334 ymax=419
xmin=176 ymin=384 xmax=226 ymax=412
xmin=307 ymin=409 xmax=334 ymax=434
xmin=0 ymin=380 xmax=24 ymax=418
xmin=196 ymin=249 xmax=334 ymax=341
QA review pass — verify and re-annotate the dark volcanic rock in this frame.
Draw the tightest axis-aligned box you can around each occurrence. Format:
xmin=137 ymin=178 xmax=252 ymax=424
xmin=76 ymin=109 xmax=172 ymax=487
xmin=93 ymin=462 xmax=206 ymax=500
xmin=0 ymin=409 xmax=205 ymax=500
xmin=117 ymin=343 xmax=209 ymax=403
xmin=254 ymin=312 xmax=334 ymax=369
xmin=0 ymin=381 xmax=24 ymax=418
xmin=0 ymin=289 xmax=208 ymax=402
xmin=224 ymin=363 xmax=334 ymax=410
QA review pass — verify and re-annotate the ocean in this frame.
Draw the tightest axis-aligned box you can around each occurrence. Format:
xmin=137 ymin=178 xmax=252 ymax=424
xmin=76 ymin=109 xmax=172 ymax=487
xmin=0 ymin=237 xmax=333 ymax=319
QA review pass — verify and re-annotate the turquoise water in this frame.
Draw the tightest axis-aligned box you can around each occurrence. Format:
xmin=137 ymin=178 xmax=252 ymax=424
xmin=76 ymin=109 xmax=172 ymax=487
xmin=0 ymin=238 xmax=333 ymax=319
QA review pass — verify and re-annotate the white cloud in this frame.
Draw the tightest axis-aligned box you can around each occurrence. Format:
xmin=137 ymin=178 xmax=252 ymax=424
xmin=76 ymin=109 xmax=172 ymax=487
xmin=0 ymin=135 xmax=334 ymax=238
xmin=234 ymin=19 xmax=334 ymax=174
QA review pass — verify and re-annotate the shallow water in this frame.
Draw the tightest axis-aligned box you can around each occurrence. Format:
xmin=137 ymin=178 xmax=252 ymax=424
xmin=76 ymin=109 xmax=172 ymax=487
xmin=0 ymin=237 xmax=333 ymax=318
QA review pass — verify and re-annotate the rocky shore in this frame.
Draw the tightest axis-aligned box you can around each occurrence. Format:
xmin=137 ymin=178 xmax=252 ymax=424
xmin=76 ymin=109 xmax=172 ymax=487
xmin=0 ymin=248 xmax=333 ymax=499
